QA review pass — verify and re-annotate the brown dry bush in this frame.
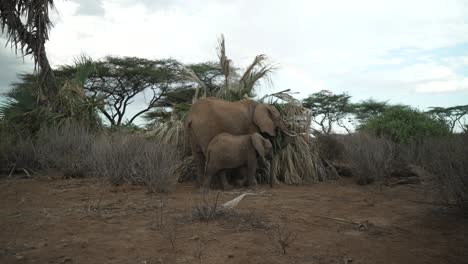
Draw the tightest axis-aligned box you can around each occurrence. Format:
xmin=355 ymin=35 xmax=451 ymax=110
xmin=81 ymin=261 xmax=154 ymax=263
xmin=1 ymin=123 xmax=179 ymax=192
xmin=337 ymin=133 xmax=395 ymax=185
xmin=0 ymin=135 xmax=38 ymax=175
xmin=314 ymin=133 xmax=346 ymax=162
xmin=35 ymin=123 xmax=95 ymax=177
xmin=405 ymin=134 xmax=468 ymax=210
xmin=89 ymin=133 xmax=179 ymax=192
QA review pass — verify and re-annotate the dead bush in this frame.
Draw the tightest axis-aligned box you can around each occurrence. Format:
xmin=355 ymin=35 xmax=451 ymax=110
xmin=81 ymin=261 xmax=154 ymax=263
xmin=192 ymin=191 xmax=226 ymax=221
xmin=271 ymin=214 xmax=297 ymax=255
xmin=35 ymin=123 xmax=95 ymax=177
xmin=338 ymin=133 xmax=395 ymax=185
xmin=89 ymin=133 xmax=178 ymax=192
xmin=314 ymin=133 xmax=346 ymax=162
xmin=405 ymin=134 xmax=468 ymax=210
xmin=1 ymin=136 xmax=39 ymax=175
xmin=1 ymin=123 xmax=179 ymax=192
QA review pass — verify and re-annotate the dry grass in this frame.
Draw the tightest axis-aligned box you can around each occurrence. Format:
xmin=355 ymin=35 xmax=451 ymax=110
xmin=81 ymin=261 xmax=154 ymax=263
xmin=271 ymin=135 xmax=331 ymax=184
xmin=266 ymin=91 xmax=336 ymax=184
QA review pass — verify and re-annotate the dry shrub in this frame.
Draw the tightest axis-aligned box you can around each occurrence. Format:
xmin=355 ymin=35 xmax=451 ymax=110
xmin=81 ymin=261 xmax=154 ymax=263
xmin=0 ymin=136 xmax=39 ymax=174
xmin=192 ymin=191 xmax=226 ymax=221
xmin=90 ymin=133 xmax=179 ymax=192
xmin=406 ymin=134 xmax=468 ymax=210
xmin=1 ymin=123 xmax=179 ymax=192
xmin=314 ymin=133 xmax=346 ymax=162
xmin=35 ymin=123 xmax=94 ymax=177
xmin=338 ymin=133 xmax=395 ymax=185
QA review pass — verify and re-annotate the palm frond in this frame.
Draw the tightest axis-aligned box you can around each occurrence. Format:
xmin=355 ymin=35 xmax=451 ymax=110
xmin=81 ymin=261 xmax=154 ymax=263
xmin=239 ymin=54 xmax=276 ymax=95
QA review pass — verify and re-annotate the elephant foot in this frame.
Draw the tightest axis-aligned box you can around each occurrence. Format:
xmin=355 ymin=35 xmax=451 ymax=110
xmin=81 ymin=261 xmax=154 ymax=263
xmin=222 ymin=183 xmax=234 ymax=191
xmin=247 ymin=179 xmax=258 ymax=188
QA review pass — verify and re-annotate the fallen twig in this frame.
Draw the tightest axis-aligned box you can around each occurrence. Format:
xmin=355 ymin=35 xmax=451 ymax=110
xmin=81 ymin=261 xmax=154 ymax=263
xmin=309 ymin=215 xmax=369 ymax=230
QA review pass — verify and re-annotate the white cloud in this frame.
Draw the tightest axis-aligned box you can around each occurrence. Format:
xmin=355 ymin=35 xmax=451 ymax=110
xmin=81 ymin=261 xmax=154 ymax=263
xmin=416 ymin=78 xmax=468 ymax=93
xmin=2 ymin=0 xmax=468 ymax=120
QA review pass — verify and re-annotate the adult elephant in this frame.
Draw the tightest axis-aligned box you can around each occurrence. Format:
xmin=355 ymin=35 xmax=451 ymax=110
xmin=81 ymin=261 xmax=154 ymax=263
xmin=184 ymin=97 xmax=289 ymax=189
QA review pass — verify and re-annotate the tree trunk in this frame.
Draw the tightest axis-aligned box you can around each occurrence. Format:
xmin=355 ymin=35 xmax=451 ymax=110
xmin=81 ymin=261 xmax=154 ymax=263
xmin=38 ymin=44 xmax=58 ymax=106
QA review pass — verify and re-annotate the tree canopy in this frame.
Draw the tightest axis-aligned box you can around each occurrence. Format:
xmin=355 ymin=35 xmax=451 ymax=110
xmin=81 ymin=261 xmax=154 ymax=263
xmin=426 ymin=105 xmax=468 ymax=133
xmin=359 ymin=105 xmax=450 ymax=143
xmin=302 ymin=90 xmax=353 ymax=134
xmin=57 ymin=56 xmax=186 ymax=126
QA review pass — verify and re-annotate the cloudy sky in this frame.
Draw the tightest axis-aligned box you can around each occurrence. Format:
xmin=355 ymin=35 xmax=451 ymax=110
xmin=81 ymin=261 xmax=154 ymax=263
xmin=1 ymin=0 xmax=467 ymax=119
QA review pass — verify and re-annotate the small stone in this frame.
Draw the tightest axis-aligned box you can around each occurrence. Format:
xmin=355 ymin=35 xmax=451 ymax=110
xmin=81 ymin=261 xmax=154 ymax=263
xmin=228 ymin=254 xmax=234 ymax=258
xmin=15 ymin=255 xmax=24 ymax=260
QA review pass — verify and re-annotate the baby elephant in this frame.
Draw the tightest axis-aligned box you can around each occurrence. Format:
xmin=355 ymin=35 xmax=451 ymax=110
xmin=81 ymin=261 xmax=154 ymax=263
xmin=204 ymin=132 xmax=273 ymax=190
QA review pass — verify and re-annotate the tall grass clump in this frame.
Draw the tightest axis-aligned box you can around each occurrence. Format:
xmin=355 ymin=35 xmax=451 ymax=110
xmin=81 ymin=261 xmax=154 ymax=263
xmin=337 ymin=133 xmax=395 ymax=185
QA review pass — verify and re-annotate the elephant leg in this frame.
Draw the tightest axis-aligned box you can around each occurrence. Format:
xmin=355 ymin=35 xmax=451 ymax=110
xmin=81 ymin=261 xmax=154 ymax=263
xmin=246 ymin=160 xmax=258 ymax=187
xmin=236 ymin=166 xmax=248 ymax=187
xmin=219 ymin=170 xmax=234 ymax=191
xmin=203 ymin=165 xmax=217 ymax=190
xmin=193 ymin=149 xmax=206 ymax=187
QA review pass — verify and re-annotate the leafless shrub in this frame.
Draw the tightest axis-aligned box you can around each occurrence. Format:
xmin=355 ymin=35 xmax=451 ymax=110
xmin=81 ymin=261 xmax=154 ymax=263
xmin=314 ymin=133 xmax=346 ymax=162
xmin=192 ymin=191 xmax=225 ymax=221
xmin=89 ymin=133 xmax=179 ymax=192
xmin=151 ymin=195 xmax=178 ymax=251
xmin=271 ymin=214 xmax=297 ymax=255
xmin=35 ymin=123 xmax=95 ymax=177
xmin=338 ymin=133 xmax=395 ymax=185
xmin=405 ymin=134 xmax=468 ymax=210
xmin=2 ymin=123 xmax=180 ymax=192
xmin=193 ymin=236 xmax=206 ymax=264
xmin=4 ymin=137 xmax=39 ymax=175
xmin=153 ymin=196 xmax=168 ymax=230
xmin=162 ymin=219 xmax=178 ymax=251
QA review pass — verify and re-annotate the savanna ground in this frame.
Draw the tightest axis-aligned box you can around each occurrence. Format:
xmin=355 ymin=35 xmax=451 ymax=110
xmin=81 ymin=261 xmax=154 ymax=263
xmin=1 ymin=173 xmax=467 ymax=264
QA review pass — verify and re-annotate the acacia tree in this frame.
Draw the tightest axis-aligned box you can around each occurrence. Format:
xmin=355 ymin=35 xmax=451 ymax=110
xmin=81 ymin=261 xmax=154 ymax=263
xmin=351 ymin=99 xmax=388 ymax=124
xmin=58 ymin=56 xmax=185 ymax=127
xmin=426 ymin=105 xmax=468 ymax=133
xmin=0 ymin=0 xmax=58 ymax=104
xmin=302 ymin=90 xmax=353 ymax=134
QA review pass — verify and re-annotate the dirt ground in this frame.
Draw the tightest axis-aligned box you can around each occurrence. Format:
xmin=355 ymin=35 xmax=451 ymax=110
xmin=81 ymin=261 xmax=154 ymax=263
xmin=1 ymin=175 xmax=467 ymax=264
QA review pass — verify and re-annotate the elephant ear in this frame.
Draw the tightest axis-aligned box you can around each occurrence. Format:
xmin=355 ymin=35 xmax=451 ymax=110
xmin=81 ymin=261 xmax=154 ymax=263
xmin=251 ymin=133 xmax=266 ymax=158
xmin=253 ymin=104 xmax=276 ymax=136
